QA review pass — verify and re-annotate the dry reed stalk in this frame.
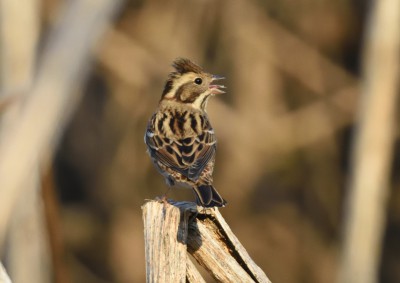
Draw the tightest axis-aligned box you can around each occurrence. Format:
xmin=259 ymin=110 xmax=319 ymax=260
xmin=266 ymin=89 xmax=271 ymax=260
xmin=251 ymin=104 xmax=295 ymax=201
xmin=0 ymin=0 xmax=50 ymax=282
xmin=0 ymin=0 xmax=122 ymax=256
xmin=339 ymin=0 xmax=400 ymax=282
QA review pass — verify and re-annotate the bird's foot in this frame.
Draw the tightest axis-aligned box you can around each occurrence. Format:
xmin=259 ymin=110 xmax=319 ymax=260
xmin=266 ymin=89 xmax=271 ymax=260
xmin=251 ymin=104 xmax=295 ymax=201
xmin=155 ymin=195 xmax=170 ymax=205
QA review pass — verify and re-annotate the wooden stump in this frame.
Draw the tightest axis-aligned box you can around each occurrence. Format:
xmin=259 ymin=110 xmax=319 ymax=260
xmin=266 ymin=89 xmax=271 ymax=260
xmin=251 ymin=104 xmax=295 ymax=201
xmin=142 ymin=200 xmax=271 ymax=283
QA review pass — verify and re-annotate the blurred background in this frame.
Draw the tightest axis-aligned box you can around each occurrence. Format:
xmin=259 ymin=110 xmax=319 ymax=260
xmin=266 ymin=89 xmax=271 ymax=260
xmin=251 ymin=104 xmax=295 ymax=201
xmin=0 ymin=0 xmax=399 ymax=282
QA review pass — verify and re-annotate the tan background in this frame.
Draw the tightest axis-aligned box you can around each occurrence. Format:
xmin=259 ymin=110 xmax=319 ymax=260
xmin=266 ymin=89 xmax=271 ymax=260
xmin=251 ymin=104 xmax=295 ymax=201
xmin=2 ymin=0 xmax=399 ymax=282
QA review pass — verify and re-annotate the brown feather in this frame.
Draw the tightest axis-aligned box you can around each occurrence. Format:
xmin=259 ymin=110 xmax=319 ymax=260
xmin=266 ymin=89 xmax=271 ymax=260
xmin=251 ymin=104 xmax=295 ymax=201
xmin=172 ymin=58 xmax=203 ymax=74
xmin=145 ymin=59 xmax=227 ymax=207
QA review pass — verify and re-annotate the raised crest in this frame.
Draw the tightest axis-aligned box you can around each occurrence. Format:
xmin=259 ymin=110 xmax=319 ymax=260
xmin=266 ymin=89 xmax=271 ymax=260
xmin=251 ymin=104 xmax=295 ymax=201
xmin=172 ymin=58 xmax=203 ymax=74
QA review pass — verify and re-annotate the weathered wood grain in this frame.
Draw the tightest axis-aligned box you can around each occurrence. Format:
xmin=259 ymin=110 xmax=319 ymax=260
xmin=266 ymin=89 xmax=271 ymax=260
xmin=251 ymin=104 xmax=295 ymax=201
xmin=211 ymin=209 xmax=270 ymax=283
xmin=142 ymin=201 xmax=189 ymax=283
xmin=187 ymin=215 xmax=255 ymax=282
xmin=187 ymin=208 xmax=271 ymax=283
xmin=142 ymin=200 xmax=271 ymax=283
xmin=186 ymin=258 xmax=206 ymax=283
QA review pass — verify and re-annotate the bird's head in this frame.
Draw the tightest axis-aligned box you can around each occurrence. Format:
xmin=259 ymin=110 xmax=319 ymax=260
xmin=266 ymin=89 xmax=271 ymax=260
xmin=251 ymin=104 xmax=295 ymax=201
xmin=161 ymin=58 xmax=225 ymax=111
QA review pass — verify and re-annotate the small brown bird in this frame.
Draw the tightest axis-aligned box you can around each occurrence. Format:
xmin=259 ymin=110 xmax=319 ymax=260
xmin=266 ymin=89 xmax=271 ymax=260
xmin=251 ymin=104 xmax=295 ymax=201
xmin=144 ymin=58 xmax=227 ymax=207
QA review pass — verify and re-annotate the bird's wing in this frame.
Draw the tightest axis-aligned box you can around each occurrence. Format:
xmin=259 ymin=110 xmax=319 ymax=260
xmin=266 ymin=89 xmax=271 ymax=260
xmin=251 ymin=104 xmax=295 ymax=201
xmin=145 ymin=115 xmax=216 ymax=182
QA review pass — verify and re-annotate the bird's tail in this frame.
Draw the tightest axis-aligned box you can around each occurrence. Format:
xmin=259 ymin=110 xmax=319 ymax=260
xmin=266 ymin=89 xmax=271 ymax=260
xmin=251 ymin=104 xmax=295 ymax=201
xmin=193 ymin=185 xmax=227 ymax=208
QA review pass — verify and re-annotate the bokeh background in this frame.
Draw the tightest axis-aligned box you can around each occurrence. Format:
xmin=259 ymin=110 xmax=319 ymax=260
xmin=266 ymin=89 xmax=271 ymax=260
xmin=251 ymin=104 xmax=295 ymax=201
xmin=0 ymin=0 xmax=399 ymax=282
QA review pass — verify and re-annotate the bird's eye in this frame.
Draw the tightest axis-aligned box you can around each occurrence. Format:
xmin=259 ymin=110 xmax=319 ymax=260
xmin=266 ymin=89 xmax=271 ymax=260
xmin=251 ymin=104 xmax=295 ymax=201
xmin=194 ymin=78 xmax=202 ymax=85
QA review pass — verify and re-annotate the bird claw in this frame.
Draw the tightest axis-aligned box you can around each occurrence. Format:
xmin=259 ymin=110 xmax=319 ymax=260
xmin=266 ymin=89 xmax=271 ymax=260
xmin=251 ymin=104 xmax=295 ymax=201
xmin=155 ymin=195 xmax=170 ymax=205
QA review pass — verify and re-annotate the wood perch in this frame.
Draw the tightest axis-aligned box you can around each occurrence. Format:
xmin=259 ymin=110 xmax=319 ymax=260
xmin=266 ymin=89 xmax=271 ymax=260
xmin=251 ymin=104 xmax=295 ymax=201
xmin=142 ymin=200 xmax=271 ymax=283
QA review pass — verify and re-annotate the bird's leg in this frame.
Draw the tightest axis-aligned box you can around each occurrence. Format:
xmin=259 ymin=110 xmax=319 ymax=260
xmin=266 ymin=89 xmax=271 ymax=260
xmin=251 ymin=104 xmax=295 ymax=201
xmin=192 ymin=190 xmax=207 ymax=214
xmin=158 ymin=176 xmax=175 ymax=204
xmin=160 ymin=186 xmax=172 ymax=203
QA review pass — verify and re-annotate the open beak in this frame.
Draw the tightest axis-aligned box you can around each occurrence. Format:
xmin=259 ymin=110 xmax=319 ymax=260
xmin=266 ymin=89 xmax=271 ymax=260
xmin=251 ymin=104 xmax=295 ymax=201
xmin=209 ymin=75 xmax=226 ymax=95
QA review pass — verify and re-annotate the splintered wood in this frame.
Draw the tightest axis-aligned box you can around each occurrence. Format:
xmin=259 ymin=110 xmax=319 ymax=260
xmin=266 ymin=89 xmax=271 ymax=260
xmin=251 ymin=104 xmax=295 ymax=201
xmin=142 ymin=200 xmax=271 ymax=283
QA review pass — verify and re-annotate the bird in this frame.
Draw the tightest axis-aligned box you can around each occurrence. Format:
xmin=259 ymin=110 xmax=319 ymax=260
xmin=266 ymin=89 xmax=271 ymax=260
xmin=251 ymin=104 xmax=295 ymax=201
xmin=144 ymin=58 xmax=227 ymax=208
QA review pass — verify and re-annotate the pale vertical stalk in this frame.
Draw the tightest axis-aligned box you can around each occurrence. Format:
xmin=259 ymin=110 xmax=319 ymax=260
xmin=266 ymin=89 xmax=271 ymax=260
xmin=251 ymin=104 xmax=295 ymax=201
xmin=339 ymin=0 xmax=400 ymax=283
xmin=0 ymin=1 xmax=48 ymax=282
xmin=8 ymin=172 xmax=50 ymax=283
xmin=0 ymin=0 xmax=39 ymax=91
xmin=0 ymin=0 xmax=122 ymax=257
